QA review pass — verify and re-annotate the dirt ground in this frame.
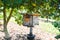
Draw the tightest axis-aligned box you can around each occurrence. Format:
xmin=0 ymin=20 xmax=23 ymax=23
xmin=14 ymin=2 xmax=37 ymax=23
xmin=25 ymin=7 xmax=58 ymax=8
xmin=0 ymin=20 xmax=59 ymax=40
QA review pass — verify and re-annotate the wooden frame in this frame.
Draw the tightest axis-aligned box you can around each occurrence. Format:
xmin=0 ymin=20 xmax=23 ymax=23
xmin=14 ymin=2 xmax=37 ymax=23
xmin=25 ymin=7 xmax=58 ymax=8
xmin=23 ymin=13 xmax=40 ymax=27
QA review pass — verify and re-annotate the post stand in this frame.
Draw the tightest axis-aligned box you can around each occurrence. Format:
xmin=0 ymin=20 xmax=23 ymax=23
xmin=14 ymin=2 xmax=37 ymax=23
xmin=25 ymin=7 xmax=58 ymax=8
xmin=27 ymin=27 xmax=35 ymax=40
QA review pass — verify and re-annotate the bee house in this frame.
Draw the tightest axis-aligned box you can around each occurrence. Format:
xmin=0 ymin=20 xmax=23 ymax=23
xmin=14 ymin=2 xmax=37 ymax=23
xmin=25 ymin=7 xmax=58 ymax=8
xmin=23 ymin=13 xmax=40 ymax=27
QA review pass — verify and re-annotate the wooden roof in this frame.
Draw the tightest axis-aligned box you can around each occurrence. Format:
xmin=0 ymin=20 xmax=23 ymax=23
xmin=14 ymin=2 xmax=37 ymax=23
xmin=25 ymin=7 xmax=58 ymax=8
xmin=24 ymin=13 xmax=40 ymax=16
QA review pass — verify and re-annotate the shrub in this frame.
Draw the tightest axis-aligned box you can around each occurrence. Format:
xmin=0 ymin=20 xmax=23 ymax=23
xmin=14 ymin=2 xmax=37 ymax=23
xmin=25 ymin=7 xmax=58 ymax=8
xmin=52 ymin=21 xmax=60 ymax=31
xmin=52 ymin=21 xmax=58 ymax=27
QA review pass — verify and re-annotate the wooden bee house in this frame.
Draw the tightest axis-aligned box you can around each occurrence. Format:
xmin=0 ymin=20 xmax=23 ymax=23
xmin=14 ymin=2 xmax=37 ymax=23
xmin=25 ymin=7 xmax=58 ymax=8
xmin=23 ymin=13 xmax=40 ymax=27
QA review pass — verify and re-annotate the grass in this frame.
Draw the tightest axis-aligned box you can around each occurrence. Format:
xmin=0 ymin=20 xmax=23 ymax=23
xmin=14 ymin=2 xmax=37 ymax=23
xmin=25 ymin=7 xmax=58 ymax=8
xmin=39 ymin=22 xmax=60 ymax=35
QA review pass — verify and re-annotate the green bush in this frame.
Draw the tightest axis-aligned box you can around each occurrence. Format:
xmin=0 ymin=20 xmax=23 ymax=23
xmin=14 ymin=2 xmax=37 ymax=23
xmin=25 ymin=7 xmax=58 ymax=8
xmin=55 ymin=35 xmax=60 ymax=39
xmin=52 ymin=21 xmax=60 ymax=31
xmin=52 ymin=21 xmax=58 ymax=27
xmin=14 ymin=13 xmax=23 ymax=25
xmin=58 ymin=21 xmax=60 ymax=28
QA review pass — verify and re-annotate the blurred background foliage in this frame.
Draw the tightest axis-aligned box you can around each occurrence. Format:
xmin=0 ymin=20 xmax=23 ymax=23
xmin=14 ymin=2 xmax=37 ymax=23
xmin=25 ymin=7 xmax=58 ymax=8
xmin=0 ymin=0 xmax=60 ymax=24
xmin=0 ymin=0 xmax=60 ymax=28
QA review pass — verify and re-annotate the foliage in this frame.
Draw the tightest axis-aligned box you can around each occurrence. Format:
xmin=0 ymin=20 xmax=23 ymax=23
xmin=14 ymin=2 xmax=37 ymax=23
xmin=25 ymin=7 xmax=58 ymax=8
xmin=15 ymin=14 xmax=23 ymax=25
xmin=0 ymin=12 xmax=3 ymax=19
xmin=52 ymin=21 xmax=60 ymax=31
xmin=55 ymin=35 xmax=60 ymax=39
xmin=12 ymin=9 xmax=23 ymax=25
xmin=52 ymin=21 xmax=58 ymax=27
xmin=1 ymin=0 xmax=22 ymax=8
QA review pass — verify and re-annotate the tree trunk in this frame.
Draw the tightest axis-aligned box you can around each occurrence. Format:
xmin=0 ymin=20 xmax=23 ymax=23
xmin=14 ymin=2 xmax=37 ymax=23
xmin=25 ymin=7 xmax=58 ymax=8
xmin=47 ymin=18 xmax=48 ymax=22
xmin=4 ymin=23 xmax=10 ymax=38
xmin=46 ymin=16 xmax=48 ymax=22
xmin=3 ymin=6 xmax=10 ymax=38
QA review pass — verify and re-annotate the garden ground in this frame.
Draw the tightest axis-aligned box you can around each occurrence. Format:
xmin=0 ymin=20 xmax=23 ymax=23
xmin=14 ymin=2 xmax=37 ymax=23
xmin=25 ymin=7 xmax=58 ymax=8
xmin=0 ymin=19 xmax=60 ymax=40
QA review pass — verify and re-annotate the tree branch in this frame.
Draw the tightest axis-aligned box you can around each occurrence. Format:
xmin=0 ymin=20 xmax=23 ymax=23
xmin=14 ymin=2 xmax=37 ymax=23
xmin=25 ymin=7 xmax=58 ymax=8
xmin=3 ymin=6 xmax=6 ymax=23
xmin=3 ymin=5 xmax=7 ymax=27
xmin=6 ymin=8 xmax=14 ymax=24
